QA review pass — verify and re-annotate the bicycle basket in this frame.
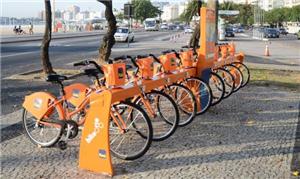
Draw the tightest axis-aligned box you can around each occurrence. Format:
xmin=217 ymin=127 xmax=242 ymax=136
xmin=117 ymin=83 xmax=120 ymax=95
xmin=102 ymin=63 xmax=126 ymax=88
xmin=64 ymin=83 xmax=90 ymax=108
xmin=159 ymin=53 xmax=178 ymax=73
xmin=136 ymin=57 xmax=154 ymax=79
xmin=180 ymin=51 xmax=193 ymax=68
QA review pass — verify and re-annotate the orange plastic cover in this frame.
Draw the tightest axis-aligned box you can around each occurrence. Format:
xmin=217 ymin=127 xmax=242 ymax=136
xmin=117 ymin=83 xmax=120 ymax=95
xmin=153 ymin=63 xmax=162 ymax=75
xmin=102 ymin=63 xmax=126 ymax=88
xmin=220 ymin=46 xmax=228 ymax=59
xmin=180 ymin=51 xmax=193 ymax=68
xmin=159 ymin=53 xmax=178 ymax=73
xmin=64 ymin=83 xmax=90 ymax=108
xmin=22 ymin=92 xmax=57 ymax=120
xmin=228 ymin=43 xmax=236 ymax=56
xmin=137 ymin=57 xmax=154 ymax=79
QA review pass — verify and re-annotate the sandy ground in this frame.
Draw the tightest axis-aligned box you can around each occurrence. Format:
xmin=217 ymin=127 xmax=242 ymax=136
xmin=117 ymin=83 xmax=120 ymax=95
xmin=1 ymin=25 xmax=46 ymax=36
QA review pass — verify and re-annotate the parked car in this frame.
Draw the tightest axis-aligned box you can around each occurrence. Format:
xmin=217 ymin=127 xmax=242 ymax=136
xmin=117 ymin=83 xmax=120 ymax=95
xmin=225 ymin=27 xmax=235 ymax=37
xmin=175 ymin=25 xmax=184 ymax=31
xmin=278 ymin=28 xmax=288 ymax=35
xmin=237 ymin=27 xmax=245 ymax=33
xmin=168 ymin=24 xmax=176 ymax=31
xmin=114 ymin=27 xmax=134 ymax=42
xmin=184 ymin=27 xmax=193 ymax=33
xmin=232 ymin=27 xmax=238 ymax=33
xmin=160 ymin=24 xmax=168 ymax=30
xmin=263 ymin=28 xmax=280 ymax=38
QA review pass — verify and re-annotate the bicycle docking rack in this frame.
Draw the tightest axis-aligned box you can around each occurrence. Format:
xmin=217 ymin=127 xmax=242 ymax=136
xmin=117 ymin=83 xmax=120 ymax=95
xmin=78 ymin=70 xmax=192 ymax=176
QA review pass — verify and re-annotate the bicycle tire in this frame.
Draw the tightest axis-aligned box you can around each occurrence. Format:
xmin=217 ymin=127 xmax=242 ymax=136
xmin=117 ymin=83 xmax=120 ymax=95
xmin=209 ymin=72 xmax=225 ymax=106
xmin=182 ymin=77 xmax=212 ymax=115
xmin=231 ymin=62 xmax=250 ymax=87
xmin=214 ymin=68 xmax=235 ymax=99
xmin=225 ymin=64 xmax=243 ymax=92
xmin=134 ymin=90 xmax=179 ymax=141
xmin=22 ymin=107 xmax=65 ymax=147
xmin=109 ymin=101 xmax=153 ymax=160
xmin=163 ymin=83 xmax=197 ymax=127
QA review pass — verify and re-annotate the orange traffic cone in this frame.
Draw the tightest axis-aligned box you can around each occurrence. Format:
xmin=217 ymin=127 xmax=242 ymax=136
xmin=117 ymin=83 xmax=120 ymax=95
xmin=265 ymin=44 xmax=270 ymax=56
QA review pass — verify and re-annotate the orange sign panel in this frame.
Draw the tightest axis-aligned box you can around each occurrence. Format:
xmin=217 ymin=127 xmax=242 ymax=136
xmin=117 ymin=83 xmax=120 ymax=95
xmin=79 ymin=90 xmax=113 ymax=176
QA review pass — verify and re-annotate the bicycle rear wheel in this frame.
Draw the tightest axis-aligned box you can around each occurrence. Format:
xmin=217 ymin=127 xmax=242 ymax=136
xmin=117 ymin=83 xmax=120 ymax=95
xmin=164 ymin=84 xmax=197 ymax=127
xmin=183 ymin=78 xmax=212 ymax=115
xmin=134 ymin=90 xmax=179 ymax=141
xmin=209 ymin=72 xmax=225 ymax=106
xmin=22 ymin=107 xmax=65 ymax=147
xmin=214 ymin=68 xmax=235 ymax=99
xmin=110 ymin=101 xmax=153 ymax=160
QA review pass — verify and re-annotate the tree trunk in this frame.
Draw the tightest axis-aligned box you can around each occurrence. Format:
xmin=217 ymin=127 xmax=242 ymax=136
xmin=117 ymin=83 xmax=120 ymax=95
xmin=41 ymin=0 xmax=55 ymax=74
xmin=98 ymin=0 xmax=117 ymax=64
xmin=189 ymin=24 xmax=200 ymax=49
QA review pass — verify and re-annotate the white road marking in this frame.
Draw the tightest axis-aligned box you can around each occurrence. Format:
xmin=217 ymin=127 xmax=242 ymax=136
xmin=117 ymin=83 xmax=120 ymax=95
xmin=1 ymin=51 xmax=38 ymax=58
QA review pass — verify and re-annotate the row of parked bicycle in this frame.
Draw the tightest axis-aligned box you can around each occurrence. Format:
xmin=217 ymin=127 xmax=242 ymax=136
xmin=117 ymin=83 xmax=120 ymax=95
xmin=22 ymin=43 xmax=250 ymax=161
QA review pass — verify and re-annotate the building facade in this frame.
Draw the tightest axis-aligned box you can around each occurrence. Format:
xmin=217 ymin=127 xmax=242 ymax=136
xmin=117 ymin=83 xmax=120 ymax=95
xmin=161 ymin=4 xmax=179 ymax=21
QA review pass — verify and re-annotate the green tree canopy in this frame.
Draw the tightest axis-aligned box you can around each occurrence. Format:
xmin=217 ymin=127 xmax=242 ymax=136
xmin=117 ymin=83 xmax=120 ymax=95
xmin=132 ymin=0 xmax=161 ymax=22
xmin=264 ymin=5 xmax=300 ymax=26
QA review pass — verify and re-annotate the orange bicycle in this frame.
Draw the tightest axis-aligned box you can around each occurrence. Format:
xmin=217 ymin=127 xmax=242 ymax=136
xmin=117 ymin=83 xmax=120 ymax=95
xmin=22 ymin=61 xmax=153 ymax=160
xmin=129 ymin=54 xmax=197 ymax=127
xmin=102 ymin=56 xmax=180 ymax=141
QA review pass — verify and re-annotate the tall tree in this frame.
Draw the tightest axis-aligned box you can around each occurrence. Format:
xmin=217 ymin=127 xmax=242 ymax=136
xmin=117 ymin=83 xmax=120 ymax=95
xmin=97 ymin=0 xmax=117 ymax=63
xmin=132 ymin=0 xmax=161 ymax=22
xmin=180 ymin=0 xmax=199 ymax=23
xmin=41 ymin=0 xmax=55 ymax=74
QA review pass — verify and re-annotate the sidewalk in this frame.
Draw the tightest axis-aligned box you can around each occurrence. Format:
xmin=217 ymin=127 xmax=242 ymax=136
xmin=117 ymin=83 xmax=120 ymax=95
xmin=1 ymin=85 xmax=299 ymax=178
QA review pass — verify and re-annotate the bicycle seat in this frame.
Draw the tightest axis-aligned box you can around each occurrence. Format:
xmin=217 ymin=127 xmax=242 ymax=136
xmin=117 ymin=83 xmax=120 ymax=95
xmin=46 ymin=74 xmax=68 ymax=83
xmin=84 ymin=68 xmax=101 ymax=77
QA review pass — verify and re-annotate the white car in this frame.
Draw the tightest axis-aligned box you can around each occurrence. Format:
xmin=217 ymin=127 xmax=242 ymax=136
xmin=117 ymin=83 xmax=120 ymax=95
xmin=114 ymin=27 xmax=134 ymax=42
xmin=184 ymin=27 xmax=194 ymax=33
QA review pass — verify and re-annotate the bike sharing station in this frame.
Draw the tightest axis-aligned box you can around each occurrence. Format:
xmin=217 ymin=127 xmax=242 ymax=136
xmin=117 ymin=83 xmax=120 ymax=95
xmin=22 ymin=0 xmax=250 ymax=177
xmin=80 ymin=2 xmax=231 ymax=176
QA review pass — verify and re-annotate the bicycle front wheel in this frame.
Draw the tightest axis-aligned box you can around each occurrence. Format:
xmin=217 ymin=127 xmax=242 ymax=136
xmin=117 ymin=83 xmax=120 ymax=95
xmin=214 ymin=68 xmax=235 ymax=99
xmin=134 ymin=90 xmax=179 ymax=141
xmin=209 ymin=72 xmax=225 ymax=106
xmin=22 ymin=107 xmax=65 ymax=147
xmin=164 ymin=84 xmax=197 ymax=127
xmin=224 ymin=65 xmax=243 ymax=92
xmin=231 ymin=62 xmax=250 ymax=87
xmin=110 ymin=101 xmax=153 ymax=160
xmin=183 ymin=78 xmax=212 ymax=115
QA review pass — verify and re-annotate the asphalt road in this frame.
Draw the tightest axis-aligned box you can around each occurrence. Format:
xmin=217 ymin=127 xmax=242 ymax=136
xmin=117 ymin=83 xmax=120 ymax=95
xmin=1 ymin=30 xmax=177 ymax=79
xmin=1 ymin=30 xmax=184 ymax=115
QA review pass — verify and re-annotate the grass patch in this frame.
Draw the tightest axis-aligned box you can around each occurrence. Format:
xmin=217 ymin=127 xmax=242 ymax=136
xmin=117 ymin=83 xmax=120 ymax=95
xmin=250 ymin=68 xmax=300 ymax=92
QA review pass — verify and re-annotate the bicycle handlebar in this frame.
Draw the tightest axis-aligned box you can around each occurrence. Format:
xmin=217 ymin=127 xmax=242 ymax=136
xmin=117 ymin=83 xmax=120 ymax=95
xmin=73 ymin=60 xmax=103 ymax=74
xmin=73 ymin=60 xmax=89 ymax=67
xmin=148 ymin=54 xmax=160 ymax=63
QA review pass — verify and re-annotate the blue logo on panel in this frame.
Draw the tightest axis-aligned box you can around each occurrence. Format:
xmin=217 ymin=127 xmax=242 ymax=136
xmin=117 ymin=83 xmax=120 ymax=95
xmin=99 ymin=149 xmax=107 ymax=158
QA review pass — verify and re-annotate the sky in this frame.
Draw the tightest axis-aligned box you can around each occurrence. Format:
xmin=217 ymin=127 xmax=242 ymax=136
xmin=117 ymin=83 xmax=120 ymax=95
xmin=1 ymin=0 xmax=187 ymax=18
